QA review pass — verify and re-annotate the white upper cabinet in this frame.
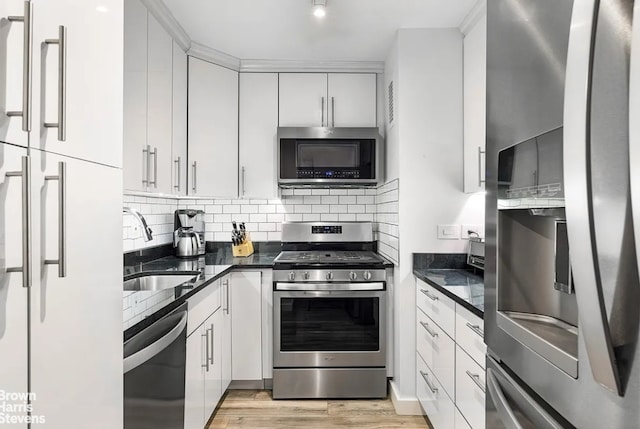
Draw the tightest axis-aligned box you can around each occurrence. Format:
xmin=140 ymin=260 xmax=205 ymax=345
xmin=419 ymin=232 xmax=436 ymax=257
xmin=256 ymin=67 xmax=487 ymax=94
xmin=30 ymin=0 xmax=123 ymax=167
xmin=239 ymin=73 xmax=279 ymax=199
xmin=146 ymin=13 xmax=173 ymax=194
xmin=279 ymin=73 xmax=328 ymax=127
xmin=463 ymin=14 xmax=487 ymax=193
xmin=279 ymin=73 xmax=377 ymax=128
xmin=123 ymin=0 xmax=147 ymax=192
xmin=172 ymin=43 xmax=188 ymax=196
xmin=327 ymin=73 xmax=377 ymax=127
xmin=188 ymin=57 xmax=239 ymax=197
xmin=0 ymin=0 xmax=30 ymax=148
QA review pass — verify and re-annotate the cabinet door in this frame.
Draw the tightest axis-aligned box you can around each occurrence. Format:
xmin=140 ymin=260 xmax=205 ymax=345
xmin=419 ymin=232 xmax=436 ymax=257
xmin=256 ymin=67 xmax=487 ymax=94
xmin=172 ymin=42 xmax=188 ymax=196
xmin=221 ymin=276 xmax=232 ymax=391
xmin=188 ymin=57 xmax=238 ymax=197
xmin=29 ymin=149 xmax=122 ymax=428
xmin=327 ymin=73 xmax=377 ymax=127
xmin=278 ymin=73 xmax=327 ymax=127
xmin=239 ymin=73 xmax=278 ymax=199
xmin=204 ymin=311 xmax=223 ymax=422
xmin=0 ymin=143 xmax=29 ymax=428
xmin=455 ymin=346 xmax=486 ymax=429
xmin=184 ymin=328 xmax=206 ymax=429
xmin=416 ymin=352 xmax=455 ymax=429
xmin=31 ymin=0 xmax=123 ymax=168
xmin=260 ymin=270 xmax=273 ymax=379
xmin=146 ymin=13 xmax=173 ymax=194
xmin=0 ymin=0 xmax=30 ymax=148
xmin=463 ymin=14 xmax=487 ymax=193
xmin=231 ymin=271 xmax=262 ymax=381
xmin=123 ymin=0 xmax=147 ymax=192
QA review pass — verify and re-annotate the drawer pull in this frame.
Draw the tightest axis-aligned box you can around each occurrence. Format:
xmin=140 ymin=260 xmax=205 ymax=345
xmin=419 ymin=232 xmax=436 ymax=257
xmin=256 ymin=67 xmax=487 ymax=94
xmin=420 ymin=289 xmax=438 ymax=301
xmin=466 ymin=322 xmax=484 ymax=338
xmin=466 ymin=370 xmax=486 ymax=394
xmin=419 ymin=321 xmax=439 ymax=338
xmin=420 ymin=371 xmax=438 ymax=394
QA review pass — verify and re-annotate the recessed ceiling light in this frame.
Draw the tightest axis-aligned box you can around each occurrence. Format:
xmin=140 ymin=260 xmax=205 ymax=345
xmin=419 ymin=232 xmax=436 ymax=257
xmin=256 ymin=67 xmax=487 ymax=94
xmin=313 ymin=0 xmax=327 ymax=18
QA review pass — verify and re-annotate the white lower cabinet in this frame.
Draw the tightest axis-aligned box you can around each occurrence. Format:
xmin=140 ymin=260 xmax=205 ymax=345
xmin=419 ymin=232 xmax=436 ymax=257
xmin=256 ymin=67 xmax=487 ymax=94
xmin=417 ymin=352 xmax=455 ymax=429
xmin=230 ymin=271 xmax=263 ymax=381
xmin=184 ymin=327 xmax=207 ymax=429
xmin=415 ymin=277 xmax=486 ymax=429
xmin=204 ymin=311 xmax=223 ymax=423
xmin=221 ymin=275 xmax=232 ymax=390
xmin=455 ymin=346 xmax=486 ymax=429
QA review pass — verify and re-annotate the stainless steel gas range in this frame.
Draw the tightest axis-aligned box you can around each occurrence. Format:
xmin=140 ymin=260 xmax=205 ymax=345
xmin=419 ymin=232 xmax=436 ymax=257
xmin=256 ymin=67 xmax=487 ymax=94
xmin=272 ymin=222 xmax=388 ymax=399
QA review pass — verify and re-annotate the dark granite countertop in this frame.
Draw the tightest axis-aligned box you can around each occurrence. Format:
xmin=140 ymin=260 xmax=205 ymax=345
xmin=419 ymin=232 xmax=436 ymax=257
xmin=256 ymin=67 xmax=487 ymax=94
xmin=413 ymin=253 xmax=484 ymax=318
xmin=123 ymin=244 xmax=280 ymax=342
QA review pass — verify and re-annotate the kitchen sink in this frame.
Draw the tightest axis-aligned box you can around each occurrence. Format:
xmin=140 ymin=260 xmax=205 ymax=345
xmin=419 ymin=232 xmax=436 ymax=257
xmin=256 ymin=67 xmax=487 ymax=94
xmin=123 ymin=271 xmax=201 ymax=291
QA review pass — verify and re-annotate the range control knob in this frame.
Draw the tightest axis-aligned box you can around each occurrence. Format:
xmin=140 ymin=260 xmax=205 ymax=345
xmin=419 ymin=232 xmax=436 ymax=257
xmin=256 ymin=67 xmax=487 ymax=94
xmin=349 ymin=271 xmax=358 ymax=281
xmin=303 ymin=271 xmax=310 ymax=280
xmin=288 ymin=271 xmax=296 ymax=281
xmin=326 ymin=272 xmax=334 ymax=281
xmin=363 ymin=271 xmax=372 ymax=281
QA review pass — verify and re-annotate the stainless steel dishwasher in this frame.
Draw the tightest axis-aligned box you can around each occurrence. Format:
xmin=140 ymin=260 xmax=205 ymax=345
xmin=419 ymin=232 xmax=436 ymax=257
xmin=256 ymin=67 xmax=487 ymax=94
xmin=124 ymin=302 xmax=188 ymax=429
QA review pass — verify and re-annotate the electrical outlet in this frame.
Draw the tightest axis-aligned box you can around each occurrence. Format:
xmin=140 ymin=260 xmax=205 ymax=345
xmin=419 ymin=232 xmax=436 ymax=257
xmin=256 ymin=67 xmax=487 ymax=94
xmin=461 ymin=224 xmax=484 ymax=239
xmin=437 ymin=224 xmax=460 ymax=240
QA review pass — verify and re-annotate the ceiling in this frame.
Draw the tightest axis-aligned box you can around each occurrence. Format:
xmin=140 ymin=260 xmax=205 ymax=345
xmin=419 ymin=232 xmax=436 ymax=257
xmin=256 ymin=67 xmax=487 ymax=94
xmin=162 ymin=0 xmax=478 ymax=62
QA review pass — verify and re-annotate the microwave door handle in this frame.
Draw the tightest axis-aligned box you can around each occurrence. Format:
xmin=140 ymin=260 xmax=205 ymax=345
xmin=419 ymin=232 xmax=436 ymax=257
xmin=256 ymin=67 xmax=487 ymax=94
xmin=321 ymin=96 xmax=325 ymax=127
xmin=563 ymin=0 xmax=621 ymax=394
xmin=630 ymin=0 xmax=640 ymax=314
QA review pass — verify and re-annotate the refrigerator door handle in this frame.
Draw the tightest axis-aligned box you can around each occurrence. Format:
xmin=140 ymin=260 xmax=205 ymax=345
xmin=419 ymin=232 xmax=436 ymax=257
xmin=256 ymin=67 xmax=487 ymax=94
xmin=563 ymin=0 xmax=621 ymax=394
xmin=486 ymin=369 xmax=523 ymax=429
xmin=630 ymin=0 xmax=640 ymax=312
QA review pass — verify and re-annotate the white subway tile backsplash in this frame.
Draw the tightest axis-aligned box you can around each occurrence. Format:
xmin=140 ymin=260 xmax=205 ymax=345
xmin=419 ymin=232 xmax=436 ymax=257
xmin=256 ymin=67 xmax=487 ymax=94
xmin=294 ymin=205 xmax=312 ymax=214
xmin=303 ymin=213 xmax=321 ymax=221
xmin=330 ymin=205 xmax=348 ymax=214
xmin=303 ymin=195 xmax=322 ymax=204
xmin=348 ymin=205 xmax=365 ymax=213
xmin=223 ymin=204 xmax=240 ymax=213
xmin=357 ymin=195 xmax=375 ymax=204
xmin=321 ymin=213 xmax=339 ymax=221
xmin=338 ymin=214 xmax=356 ymax=221
xmin=250 ymin=213 xmax=267 ymax=223
xmin=267 ymin=213 xmax=285 ymax=223
xmin=311 ymin=189 xmax=330 ymax=195
xmin=259 ymin=204 xmax=277 ymax=214
xmin=311 ymin=204 xmax=330 ymax=213
xmin=321 ymin=195 xmax=339 ymax=204
xmin=329 ymin=189 xmax=348 ymax=195
xmin=293 ymin=189 xmax=311 ymax=196
xmin=338 ymin=195 xmax=357 ymax=204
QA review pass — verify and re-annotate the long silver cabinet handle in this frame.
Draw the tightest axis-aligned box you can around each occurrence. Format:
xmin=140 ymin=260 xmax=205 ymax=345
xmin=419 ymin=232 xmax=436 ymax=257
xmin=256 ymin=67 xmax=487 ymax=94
xmin=6 ymin=1 xmax=32 ymax=132
xmin=5 ymin=156 xmax=32 ymax=288
xmin=331 ymin=96 xmax=335 ymax=127
xmin=224 ymin=279 xmax=230 ymax=314
xmin=420 ymin=288 xmax=438 ymax=301
xmin=44 ymin=162 xmax=66 ymax=278
xmin=563 ymin=0 xmax=621 ymax=395
xmin=174 ymin=157 xmax=181 ymax=191
xmin=148 ymin=147 xmax=157 ymax=187
xmin=478 ymin=146 xmax=486 ymax=186
xmin=44 ymin=25 xmax=67 ymax=142
xmin=192 ymin=161 xmax=197 ymax=193
xmin=201 ymin=331 xmax=209 ymax=371
xmin=466 ymin=322 xmax=484 ymax=338
xmin=419 ymin=321 xmax=438 ymax=338
xmin=142 ymin=146 xmax=149 ymax=186
xmin=321 ymin=96 xmax=325 ymax=127
xmin=630 ymin=0 xmax=640 ymax=338
xmin=241 ymin=166 xmax=246 ymax=196
xmin=209 ymin=324 xmax=214 ymax=365
xmin=466 ymin=370 xmax=486 ymax=393
xmin=419 ymin=370 xmax=438 ymax=394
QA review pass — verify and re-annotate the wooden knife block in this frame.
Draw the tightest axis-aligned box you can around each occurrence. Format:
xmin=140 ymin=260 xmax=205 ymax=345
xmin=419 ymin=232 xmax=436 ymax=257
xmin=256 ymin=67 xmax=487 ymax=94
xmin=232 ymin=239 xmax=254 ymax=257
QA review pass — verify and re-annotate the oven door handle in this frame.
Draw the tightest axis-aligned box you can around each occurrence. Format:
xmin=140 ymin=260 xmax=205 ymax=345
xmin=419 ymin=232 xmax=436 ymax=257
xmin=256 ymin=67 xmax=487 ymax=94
xmin=304 ymin=291 xmax=332 ymax=296
xmin=275 ymin=282 xmax=385 ymax=291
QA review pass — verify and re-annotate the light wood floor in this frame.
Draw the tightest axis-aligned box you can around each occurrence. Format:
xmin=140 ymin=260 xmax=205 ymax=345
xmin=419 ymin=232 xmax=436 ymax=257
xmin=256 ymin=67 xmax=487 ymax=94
xmin=207 ymin=390 xmax=431 ymax=429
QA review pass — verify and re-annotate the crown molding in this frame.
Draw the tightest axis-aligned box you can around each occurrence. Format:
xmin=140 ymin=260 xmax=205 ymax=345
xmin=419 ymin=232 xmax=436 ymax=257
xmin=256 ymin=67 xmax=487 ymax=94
xmin=140 ymin=0 xmax=191 ymax=51
xmin=459 ymin=0 xmax=487 ymax=36
xmin=188 ymin=42 xmax=242 ymax=71
xmin=239 ymin=59 xmax=385 ymax=73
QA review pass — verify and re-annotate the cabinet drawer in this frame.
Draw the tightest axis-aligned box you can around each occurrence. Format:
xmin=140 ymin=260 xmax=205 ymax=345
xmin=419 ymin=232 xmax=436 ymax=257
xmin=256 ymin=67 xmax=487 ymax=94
xmin=455 ymin=407 xmax=472 ymax=429
xmin=416 ymin=352 xmax=455 ymax=429
xmin=455 ymin=305 xmax=486 ymax=369
xmin=187 ymin=279 xmax=221 ymax=336
xmin=416 ymin=308 xmax=455 ymax=399
xmin=456 ymin=346 xmax=486 ymax=429
xmin=416 ymin=279 xmax=456 ymax=335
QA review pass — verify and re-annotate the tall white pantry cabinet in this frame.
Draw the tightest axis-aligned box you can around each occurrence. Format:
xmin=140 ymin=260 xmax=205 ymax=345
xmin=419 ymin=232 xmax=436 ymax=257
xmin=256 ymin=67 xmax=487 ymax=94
xmin=0 ymin=1 xmax=123 ymax=428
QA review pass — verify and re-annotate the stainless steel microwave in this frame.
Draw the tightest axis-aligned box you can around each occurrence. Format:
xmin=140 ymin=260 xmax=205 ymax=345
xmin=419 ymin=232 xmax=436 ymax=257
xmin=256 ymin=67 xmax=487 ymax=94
xmin=277 ymin=127 xmax=383 ymax=188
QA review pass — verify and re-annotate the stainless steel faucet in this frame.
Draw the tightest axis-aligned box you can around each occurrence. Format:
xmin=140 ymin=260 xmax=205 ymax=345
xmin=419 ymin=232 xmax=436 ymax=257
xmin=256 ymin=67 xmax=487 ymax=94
xmin=123 ymin=207 xmax=153 ymax=242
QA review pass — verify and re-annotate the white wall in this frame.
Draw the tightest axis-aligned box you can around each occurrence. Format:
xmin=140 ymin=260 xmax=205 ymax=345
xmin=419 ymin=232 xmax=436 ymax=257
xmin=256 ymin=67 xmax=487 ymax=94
xmin=384 ymin=28 xmax=485 ymax=410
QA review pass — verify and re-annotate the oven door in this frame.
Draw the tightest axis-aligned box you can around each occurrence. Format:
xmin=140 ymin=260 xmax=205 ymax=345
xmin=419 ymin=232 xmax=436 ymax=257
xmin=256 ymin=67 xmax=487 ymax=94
xmin=273 ymin=285 xmax=386 ymax=368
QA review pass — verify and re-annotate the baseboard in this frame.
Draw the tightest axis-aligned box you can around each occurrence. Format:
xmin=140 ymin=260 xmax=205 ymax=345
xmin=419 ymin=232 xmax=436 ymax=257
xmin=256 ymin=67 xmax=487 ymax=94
xmin=389 ymin=381 xmax=423 ymax=416
xmin=228 ymin=380 xmax=264 ymax=390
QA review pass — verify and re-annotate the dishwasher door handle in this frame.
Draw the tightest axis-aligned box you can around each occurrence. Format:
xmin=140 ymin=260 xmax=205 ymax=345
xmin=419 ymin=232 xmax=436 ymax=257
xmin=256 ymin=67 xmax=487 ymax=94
xmin=123 ymin=311 xmax=188 ymax=374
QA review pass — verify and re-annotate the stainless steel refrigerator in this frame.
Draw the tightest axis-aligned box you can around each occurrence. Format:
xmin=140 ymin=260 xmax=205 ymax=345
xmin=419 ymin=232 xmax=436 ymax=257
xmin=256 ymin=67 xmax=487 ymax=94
xmin=485 ymin=0 xmax=640 ymax=427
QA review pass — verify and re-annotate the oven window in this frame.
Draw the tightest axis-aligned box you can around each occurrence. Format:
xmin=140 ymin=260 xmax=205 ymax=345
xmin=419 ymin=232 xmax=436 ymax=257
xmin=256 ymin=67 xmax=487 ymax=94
xmin=280 ymin=297 xmax=380 ymax=351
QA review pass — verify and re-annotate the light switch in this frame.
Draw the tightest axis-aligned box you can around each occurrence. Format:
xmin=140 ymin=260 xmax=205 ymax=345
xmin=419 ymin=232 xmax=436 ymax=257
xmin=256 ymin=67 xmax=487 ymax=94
xmin=437 ymin=224 xmax=460 ymax=240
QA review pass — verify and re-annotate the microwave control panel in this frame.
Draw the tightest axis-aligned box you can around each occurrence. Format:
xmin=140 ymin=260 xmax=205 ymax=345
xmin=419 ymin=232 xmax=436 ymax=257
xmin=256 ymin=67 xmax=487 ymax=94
xmin=296 ymin=169 xmax=361 ymax=179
